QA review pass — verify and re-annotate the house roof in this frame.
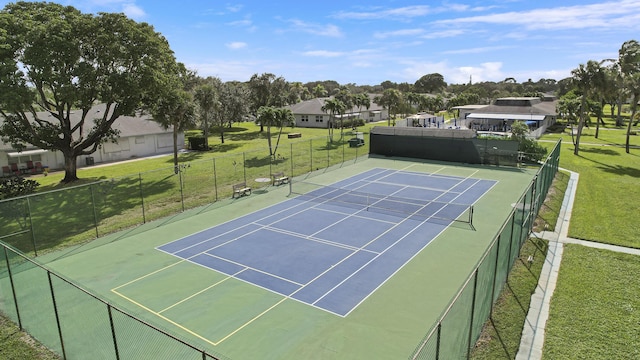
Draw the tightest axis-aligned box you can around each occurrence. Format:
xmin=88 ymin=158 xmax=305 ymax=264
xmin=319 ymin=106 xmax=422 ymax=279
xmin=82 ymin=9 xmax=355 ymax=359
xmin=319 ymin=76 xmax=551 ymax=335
xmin=471 ymin=97 xmax=557 ymax=116
xmin=0 ymin=104 xmax=172 ymax=151
xmin=287 ymin=94 xmax=385 ymax=116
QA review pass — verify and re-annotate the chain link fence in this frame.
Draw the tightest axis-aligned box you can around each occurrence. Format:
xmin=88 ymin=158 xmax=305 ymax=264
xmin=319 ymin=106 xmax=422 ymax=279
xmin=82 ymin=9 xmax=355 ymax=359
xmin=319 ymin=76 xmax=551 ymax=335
xmin=410 ymin=139 xmax=561 ymax=359
xmin=0 ymin=135 xmax=369 ymax=258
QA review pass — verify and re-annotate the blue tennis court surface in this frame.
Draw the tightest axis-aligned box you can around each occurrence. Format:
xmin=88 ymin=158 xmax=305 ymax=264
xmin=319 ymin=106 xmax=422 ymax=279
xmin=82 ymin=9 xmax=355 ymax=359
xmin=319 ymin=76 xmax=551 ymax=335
xmin=157 ymin=168 xmax=497 ymax=316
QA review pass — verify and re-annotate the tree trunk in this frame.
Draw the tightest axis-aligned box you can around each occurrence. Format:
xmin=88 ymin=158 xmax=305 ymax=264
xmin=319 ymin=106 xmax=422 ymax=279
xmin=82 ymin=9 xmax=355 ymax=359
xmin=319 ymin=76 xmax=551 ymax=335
xmin=62 ymin=154 xmax=79 ymax=183
xmin=172 ymin=125 xmax=179 ymax=173
xmin=266 ymin=125 xmax=273 ymax=157
xmin=616 ymin=98 xmax=623 ymax=126
xmin=574 ymin=99 xmax=586 ymax=155
xmin=220 ymin=127 xmax=225 ymax=144
xmin=203 ymin=110 xmax=209 ymax=150
xmin=627 ymin=105 xmax=636 ymax=153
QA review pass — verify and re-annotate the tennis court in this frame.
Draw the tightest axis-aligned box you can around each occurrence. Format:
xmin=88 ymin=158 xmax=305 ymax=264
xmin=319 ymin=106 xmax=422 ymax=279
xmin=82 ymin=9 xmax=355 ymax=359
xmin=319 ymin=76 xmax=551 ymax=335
xmin=38 ymin=158 xmax=538 ymax=359
xmin=151 ymin=168 xmax=496 ymax=317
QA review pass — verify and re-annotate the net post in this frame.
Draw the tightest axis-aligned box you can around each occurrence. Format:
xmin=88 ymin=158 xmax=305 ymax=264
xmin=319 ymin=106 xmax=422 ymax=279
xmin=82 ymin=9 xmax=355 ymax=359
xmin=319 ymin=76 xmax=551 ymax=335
xmin=470 ymin=205 xmax=474 ymax=227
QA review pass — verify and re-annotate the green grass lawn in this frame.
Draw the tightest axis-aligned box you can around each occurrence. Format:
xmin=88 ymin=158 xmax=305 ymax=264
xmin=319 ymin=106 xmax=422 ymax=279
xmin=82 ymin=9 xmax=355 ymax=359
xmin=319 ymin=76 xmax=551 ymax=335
xmin=470 ymin=170 xmax=569 ymax=359
xmin=543 ymin=245 xmax=640 ymax=360
xmin=541 ymin=128 xmax=640 ymax=248
xmin=3 ymin=122 xmax=637 ymax=358
xmin=0 ymin=313 xmax=59 ymax=360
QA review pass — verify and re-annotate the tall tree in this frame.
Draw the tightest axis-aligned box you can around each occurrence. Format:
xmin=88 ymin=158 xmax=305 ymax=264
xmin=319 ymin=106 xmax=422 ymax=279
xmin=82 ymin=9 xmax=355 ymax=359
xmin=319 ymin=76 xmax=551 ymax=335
xmin=570 ymin=60 xmax=604 ymax=155
xmin=312 ymin=84 xmax=327 ymax=98
xmin=256 ymin=107 xmax=294 ymax=159
xmin=321 ymin=98 xmax=346 ymax=142
xmin=610 ymin=40 xmax=640 ymax=127
xmin=624 ymin=72 xmax=640 ymax=153
xmin=194 ymin=78 xmax=220 ymax=149
xmin=375 ymin=89 xmax=403 ymax=126
xmin=216 ymin=81 xmax=250 ymax=143
xmin=0 ymin=2 xmax=178 ymax=182
xmin=148 ymin=64 xmax=197 ymax=172
xmin=248 ymin=73 xmax=288 ymax=132
xmin=414 ymin=73 xmax=446 ymax=93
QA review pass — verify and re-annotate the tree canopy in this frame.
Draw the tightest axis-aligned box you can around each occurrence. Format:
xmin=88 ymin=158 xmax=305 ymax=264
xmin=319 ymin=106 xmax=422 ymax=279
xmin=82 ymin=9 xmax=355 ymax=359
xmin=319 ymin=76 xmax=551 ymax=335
xmin=0 ymin=2 xmax=179 ymax=182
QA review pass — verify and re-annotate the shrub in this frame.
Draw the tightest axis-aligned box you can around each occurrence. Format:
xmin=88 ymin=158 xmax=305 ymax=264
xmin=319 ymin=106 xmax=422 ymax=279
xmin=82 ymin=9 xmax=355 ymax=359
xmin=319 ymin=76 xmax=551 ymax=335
xmin=0 ymin=176 xmax=40 ymax=200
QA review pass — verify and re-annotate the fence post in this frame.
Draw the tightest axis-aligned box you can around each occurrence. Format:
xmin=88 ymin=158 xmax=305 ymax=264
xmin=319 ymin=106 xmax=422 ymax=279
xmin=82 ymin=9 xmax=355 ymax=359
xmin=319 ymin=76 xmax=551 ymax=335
xmin=90 ymin=184 xmax=99 ymax=238
xmin=436 ymin=323 xmax=442 ymax=360
xmin=179 ymin=167 xmax=185 ymax=212
xmin=26 ymin=196 xmax=37 ymax=256
xmin=107 ymin=304 xmax=121 ymax=360
xmin=490 ymin=235 xmax=501 ymax=310
xmin=138 ymin=173 xmax=146 ymax=224
xmin=3 ymin=246 xmax=22 ymax=329
xmin=213 ymin=158 xmax=218 ymax=202
xmin=243 ymin=152 xmax=247 ymax=182
xmin=309 ymin=139 xmax=313 ymax=173
xmin=290 ymin=143 xmax=294 ymax=178
xmin=507 ymin=211 xmax=516 ymax=275
xmin=47 ymin=272 xmax=67 ymax=360
xmin=466 ymin=269 xmax=479 ymax=359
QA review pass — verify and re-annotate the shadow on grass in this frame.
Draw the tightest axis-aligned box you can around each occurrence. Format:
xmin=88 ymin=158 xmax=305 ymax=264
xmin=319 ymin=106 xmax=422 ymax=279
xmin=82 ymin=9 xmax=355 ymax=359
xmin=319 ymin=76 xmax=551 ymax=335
xmin=576 ymin=153 xmax=640 ymax=177
xmin=578 ymin=147 xmax=620 ymax=156
xmin=471 ymin=237 xmax=546 ymax=360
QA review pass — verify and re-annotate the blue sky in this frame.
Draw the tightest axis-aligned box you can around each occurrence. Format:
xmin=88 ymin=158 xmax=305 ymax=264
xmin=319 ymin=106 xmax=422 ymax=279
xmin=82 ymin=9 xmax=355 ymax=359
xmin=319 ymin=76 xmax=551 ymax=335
xmin=4 ymin=0 xmax=640 ymax=85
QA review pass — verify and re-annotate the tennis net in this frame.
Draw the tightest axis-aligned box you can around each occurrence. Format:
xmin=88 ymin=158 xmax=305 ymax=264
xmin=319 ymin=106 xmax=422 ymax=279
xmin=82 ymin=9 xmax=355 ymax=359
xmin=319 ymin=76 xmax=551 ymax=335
xmin=289 ymin=180 xmax=474 ymax=225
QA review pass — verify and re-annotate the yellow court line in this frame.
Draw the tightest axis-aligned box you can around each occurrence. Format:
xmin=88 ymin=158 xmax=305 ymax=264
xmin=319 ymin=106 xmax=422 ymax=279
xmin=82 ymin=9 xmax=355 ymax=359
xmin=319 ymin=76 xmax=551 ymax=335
xmin=112 ymin=270 xmax=289 ymax=346
xmin=159 ymin=276 xmax=233 ymax=314
xmin=111 ymin=288 xmax=217 ymax=347
xmin=112 ymin=258 xmax=186 ymax=291
xmin=214 ymin=297 xmax=288 ymax=345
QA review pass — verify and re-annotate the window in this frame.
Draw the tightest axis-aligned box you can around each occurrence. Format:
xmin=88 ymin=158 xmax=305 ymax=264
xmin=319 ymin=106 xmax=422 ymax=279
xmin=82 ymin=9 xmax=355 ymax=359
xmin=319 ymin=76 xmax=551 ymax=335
xmin=135 ymin=136 xmax=145 ymax=144
xmin=301 ymin=115 xmax=309 ymax=122
xmin=315 ymin=115 xmax=323 ymax=122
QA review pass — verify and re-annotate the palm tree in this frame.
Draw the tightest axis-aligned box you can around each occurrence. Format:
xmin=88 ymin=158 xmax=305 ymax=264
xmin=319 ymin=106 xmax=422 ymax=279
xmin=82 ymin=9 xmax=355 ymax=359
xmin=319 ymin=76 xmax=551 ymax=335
xmin=570 ymin=60 xmax=604 ymax=155
xmin=256 ymin=106 xmax=294 ymax=159
xmin=313 ymin=84 xmax=327 ymax=98
xmin=194 ymin=82 xmax=218 ymax=149
xmin=606 ymin=40 xmax=640 ymax=127
xmin=624 ymin=72 xmax=640 ymax=153
xmin=405 ymin=92 xmax=422 ymax=114
xmin=378 ymin=89 xmax=402 ymax=126
xmin=321 ymin=98 xmax=346 ymax=142
xmin=354 ymin=93 xmax=370 ymax=128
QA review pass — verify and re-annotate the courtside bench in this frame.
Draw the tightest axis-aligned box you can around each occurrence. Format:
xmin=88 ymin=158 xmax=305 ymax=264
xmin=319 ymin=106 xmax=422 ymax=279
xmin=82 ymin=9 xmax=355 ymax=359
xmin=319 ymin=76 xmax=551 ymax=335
xmin=232 ymin=182 xmax=251 ymax=198
xmin=271 ymin=172 xmax=289 ymax=186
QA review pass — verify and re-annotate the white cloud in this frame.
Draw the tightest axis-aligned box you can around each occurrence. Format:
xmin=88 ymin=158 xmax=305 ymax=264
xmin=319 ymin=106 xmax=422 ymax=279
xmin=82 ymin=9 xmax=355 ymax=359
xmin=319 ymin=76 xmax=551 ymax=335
xmin=301 ymin=50 xmax=344 ymax=57
xmin=421 ymin=29 xmax=467 ymax=39
xmin=288 ymin=19 xmax=343 ymax=37
xmin=401 ymin=60 xmax=506 ymax=84
xmin=441 ymin=46 xmax=512 ymax=55
xmin=436 ymin=0 xmax=640 ymax=31
xmin=332 ymin=3 xmax=490 ymax=21
xmin=226 ymin=42 xmax=247 ymax=50
xmin=122 ymin=3 xmax=145 ymax=20
xmin=374 ymin=29 xmax=425 ymax=39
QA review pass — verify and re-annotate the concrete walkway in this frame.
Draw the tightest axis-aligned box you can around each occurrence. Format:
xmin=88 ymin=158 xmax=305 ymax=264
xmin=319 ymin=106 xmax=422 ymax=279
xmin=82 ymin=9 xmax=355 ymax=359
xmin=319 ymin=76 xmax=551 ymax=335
xmin=516 ymin=169 xmax=640 ymax=359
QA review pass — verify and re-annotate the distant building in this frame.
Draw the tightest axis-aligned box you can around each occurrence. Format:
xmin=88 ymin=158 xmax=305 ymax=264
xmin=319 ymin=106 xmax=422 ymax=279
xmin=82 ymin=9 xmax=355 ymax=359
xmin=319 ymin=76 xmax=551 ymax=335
xmin=287 ymin=95 xmax=388 ymax=129
xmin=459 ymin=97 xmax=557 ymax=138
xmin=1 ymin=103 xmax=182 ymax=174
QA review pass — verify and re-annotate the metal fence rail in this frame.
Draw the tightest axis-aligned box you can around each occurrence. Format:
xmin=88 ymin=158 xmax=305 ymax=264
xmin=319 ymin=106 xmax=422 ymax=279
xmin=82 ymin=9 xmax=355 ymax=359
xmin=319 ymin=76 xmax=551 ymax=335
xmin=0 ymin=135 xmax=368 ymax=359
xmin=410 ymin=139 xmax=561 ymax=359
xmin=0 ymin=136 xmax=369 ymax=257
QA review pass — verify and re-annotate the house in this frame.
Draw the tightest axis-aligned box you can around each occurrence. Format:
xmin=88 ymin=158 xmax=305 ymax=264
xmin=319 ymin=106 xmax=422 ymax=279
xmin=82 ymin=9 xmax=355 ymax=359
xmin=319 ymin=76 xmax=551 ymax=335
xmin=1 ymin=104 xmax=183 ymax=175
xmin=460 ymin=97 xmax=557 ymax=138
xmin=287 ymin=95 xmax=388 ymax=129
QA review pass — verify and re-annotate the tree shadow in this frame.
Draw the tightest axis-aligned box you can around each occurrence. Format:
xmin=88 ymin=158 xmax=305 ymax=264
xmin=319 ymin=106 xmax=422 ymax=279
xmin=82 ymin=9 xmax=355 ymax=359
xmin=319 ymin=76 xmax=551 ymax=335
xmin=244 ymin=155 xmax=288 ymax=168
xmin=228 ymin=130 xmax=266 ymax=141
xmin=576 ymin=154 xmax=640 ymax=177
xmin=579 ymin=147 xmax=620 ymax=156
